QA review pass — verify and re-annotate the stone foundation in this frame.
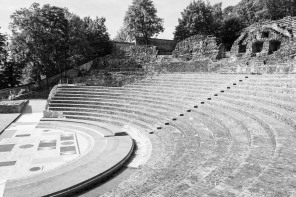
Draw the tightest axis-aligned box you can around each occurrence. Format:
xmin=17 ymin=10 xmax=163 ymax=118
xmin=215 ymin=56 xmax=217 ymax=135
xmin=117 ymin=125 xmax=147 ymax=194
xmin=172 ymin=35 xmax=224 ymax=61
xmin=0 ymin=100 xmax=28 ymax=113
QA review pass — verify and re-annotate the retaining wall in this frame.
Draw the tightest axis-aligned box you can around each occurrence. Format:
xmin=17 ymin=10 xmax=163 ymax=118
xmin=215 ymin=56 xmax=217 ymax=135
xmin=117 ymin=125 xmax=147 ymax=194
xmin=0 ymin=100 xmax=28 ymax=113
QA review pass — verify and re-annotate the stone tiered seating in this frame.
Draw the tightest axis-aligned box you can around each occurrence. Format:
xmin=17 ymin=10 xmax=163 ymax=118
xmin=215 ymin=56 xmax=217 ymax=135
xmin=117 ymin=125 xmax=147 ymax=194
xmin=47 ymin=73 xmax=296 ymax=196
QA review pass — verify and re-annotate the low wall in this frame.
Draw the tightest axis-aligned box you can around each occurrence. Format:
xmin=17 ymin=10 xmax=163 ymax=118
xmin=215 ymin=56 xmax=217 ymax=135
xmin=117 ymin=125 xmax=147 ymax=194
xmin=0 ymin=100 xmax=28 ymax=113
xmin=173 ymin=35 xmax=223 ymax=61
xmin=74 ymin=72 xmax=145 ymax=87
xmin=149 ymin=59 xmax=220 ymax=73
xmin=229 ymin=63 xmax=296 ymax=74
xmin=0 ymin=61 xmax=93 ymax=100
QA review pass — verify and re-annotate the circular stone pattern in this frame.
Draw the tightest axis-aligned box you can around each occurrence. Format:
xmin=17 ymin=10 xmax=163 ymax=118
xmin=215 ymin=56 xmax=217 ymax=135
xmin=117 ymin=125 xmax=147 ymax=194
xmin=19 ymin=144 xmax=34 ymax=149
xmin=61 ymin=141 xmax=74 ymax=146
xmin=29 ymin=167 xmax=41 ymax=172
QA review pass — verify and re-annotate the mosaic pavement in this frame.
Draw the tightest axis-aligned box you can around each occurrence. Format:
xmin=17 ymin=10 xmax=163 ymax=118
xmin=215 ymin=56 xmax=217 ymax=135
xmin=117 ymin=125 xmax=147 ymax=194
xmin=0 ymin=122 xmax=92 ymax=181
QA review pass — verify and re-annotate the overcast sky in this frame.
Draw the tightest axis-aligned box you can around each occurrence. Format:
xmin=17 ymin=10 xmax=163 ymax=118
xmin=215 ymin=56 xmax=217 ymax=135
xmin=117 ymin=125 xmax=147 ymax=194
xmin=0 ymin=0 xmax=239 ymax=40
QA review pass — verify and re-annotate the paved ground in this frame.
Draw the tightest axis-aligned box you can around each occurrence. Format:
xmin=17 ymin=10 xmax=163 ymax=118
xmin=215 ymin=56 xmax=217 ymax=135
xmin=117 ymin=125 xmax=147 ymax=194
xmin=0 ymin=122 xmax=91 ymax=180
xmin=1 ymin=99 xmax=87 ymax=181
xmin=15 ymin=99 xmax=47 ymax=123
xmin=0 ymin=99 xmax=134 ymax=197
xmin=0 ymin=114 xmax=21 ymax=134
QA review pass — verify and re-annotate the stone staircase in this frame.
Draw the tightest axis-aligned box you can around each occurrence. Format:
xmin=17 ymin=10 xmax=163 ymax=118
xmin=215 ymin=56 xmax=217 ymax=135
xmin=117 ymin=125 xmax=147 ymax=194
xmin=47 ymin=73 xmax=296 ymax=196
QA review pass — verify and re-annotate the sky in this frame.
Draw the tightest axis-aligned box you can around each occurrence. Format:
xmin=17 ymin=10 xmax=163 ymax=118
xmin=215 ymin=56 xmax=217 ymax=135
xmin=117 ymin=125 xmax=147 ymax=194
xmin=0 ymin=0 xmax=239 ymax=40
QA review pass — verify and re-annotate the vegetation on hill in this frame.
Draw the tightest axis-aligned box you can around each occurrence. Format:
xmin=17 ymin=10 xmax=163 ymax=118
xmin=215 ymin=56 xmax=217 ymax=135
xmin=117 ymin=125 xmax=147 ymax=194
xmin=1 ymin=0 xmax=296 ymax=90
xmin=0 ymin=3 xmax=112 ymax=89
xmin=0 ymin=31 xmax=23 ymax=89
xmin=174 ymin=0 xmax=296 ymax=51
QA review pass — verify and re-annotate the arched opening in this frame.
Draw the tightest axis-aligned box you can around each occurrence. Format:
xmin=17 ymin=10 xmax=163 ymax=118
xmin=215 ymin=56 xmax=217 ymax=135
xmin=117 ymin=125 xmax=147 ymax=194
xmin=238 ymin=44 xmax=247 ymax=53
xmin=262 ymin=32 xmax=269 ymax=38
xmin=268 ymin=40 xmax=281 ymax=54
xmin=252 ymin=41 xmax=264 ymax=53
xmin=238 ymin=38 xmax=247 ymax=53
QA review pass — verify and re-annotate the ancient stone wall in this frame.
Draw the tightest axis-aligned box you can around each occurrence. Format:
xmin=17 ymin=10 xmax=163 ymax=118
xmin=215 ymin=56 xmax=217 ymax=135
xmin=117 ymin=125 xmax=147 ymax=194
xmin=172 ymin=35 xmax=224 ymax=61
xmin=93 ymin=45 xmax=157 ymax=71
xmin=147 ymin=59 xmax=221 ymax=73
xmin=0 ymin=100 xmax=28 ymax=113
xmin=231 ymin=16 xmax=296 ymax=58
xmin=228 ymin=16 xmax=296 ymax=73
xmin=135 ymin=37 xmax=177 ymax=55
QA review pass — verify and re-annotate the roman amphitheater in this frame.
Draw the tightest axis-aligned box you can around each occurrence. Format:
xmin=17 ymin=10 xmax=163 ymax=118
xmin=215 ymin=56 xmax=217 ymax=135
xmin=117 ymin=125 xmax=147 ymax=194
xmin=0 ymin=17 xmax=296 ymax=197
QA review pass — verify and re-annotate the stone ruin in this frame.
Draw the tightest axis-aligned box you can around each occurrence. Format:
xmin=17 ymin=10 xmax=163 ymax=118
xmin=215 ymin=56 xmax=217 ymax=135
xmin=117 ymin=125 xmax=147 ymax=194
xmin=172 ymin=35 xmax=225 ymax=61
xmin=232 ymin=16 xmax=296 ymax=57
xmin=230 ymin=16 xmax=296 ymax=73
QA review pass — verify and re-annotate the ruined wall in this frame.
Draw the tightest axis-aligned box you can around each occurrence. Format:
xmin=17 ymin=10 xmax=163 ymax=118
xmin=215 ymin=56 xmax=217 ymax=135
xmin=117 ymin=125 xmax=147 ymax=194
xmin=172 ymin=35 xmax=224 ymax=61
xmin=93 ymin=45 xmax=157 ymax=71
xmin=0 ymin=100 xmax=28 ymax=113
xmin=146 ymin=59 xmax=220 ymax=73
xmin=231 ymin=16 xmax=296 ymax=58
xmin=135 ymin=37 xmax=177 ymax=55
xmin=228 ymin=16 xmax=296 ymax=73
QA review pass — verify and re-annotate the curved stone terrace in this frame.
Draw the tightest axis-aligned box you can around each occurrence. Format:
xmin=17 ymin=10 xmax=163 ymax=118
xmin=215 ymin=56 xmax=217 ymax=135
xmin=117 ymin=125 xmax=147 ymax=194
xmin=46 ymin=73 xmax=296 ymax=197
xmin=0 ymin=73 xmax=296 ymax=197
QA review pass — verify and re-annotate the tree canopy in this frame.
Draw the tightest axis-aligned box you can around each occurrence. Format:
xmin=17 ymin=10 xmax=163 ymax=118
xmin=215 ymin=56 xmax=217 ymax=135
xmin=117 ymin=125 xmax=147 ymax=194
xmin=174 ymin=0 xmax=223 ymax=42
xmin=124 ymin=0 xmax=164 ymax=41
xmin=174 ymin=0 xmax=296 ymax=50
xmin=9 ymin=3 xmax=112 ymax=83
xmin=114 ymin=26 xmax=132 ymax=42
xmin=0 ymin=30 xmax=23 ymax=88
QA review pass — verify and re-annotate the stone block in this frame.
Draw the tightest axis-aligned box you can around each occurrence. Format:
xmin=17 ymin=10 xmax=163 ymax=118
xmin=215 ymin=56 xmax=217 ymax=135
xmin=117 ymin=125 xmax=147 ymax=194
xmin=43 ymin=110 xmax=64 ymax=118
xmin=0 ymin=100 xmax=28 ymax=113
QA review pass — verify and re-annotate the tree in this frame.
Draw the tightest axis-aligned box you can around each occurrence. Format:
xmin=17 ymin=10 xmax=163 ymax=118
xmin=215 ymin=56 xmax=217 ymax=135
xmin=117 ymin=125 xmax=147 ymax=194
xmin=265 ymin=0 xmax=296 ymax=20
xmin=10 ymin=3 xmax=69 ymax=80
xmin=0 ymin=32 xmax=23 ymax=89
xmin=223 ymin=6 xmax=234 ymax=19
xmin=114 ymin=26 xmax=132 ymax=42
xmin=174 ymin=0 xmax=223 ymax=41
xmin=0 ymin=61 xmax=23 ymax=88
xmin=10 ymin=3 xmax=112 ymax=82
xmin=220 ymin=16 xmax=245 ymax=51
xmin=82 ymin=17 xmax=112 ymax=60
xmin=124 ymin=0 xmax=164 ymax=42
xmin=0 ymin=30 xmax=7 ymax=67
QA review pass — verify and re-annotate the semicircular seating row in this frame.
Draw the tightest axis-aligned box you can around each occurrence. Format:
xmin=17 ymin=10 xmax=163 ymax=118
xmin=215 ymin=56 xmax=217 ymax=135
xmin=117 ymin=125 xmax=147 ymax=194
xmin=48 ymin=73 xmax=296 ymax=197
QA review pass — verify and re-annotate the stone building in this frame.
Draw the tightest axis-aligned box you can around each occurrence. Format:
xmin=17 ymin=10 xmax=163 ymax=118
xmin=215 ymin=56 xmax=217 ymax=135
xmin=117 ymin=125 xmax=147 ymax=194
xmin=231 ymin=16 xmax=296 ymax=58
xmin=172 ymin=35 xmax=225 ymax=61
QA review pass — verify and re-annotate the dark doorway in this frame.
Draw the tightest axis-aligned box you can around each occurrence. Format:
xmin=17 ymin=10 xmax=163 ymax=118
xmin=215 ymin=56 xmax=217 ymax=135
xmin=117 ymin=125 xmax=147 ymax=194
xmin=252 ymin=41 xmax=264 ymax=53
xmin=262 ymin=32 xmax=269 ymax=38
xmin=238 ymin=44 xmax=247 ymax=53
xmin=268 ymin=40 xmax=281 ymax=54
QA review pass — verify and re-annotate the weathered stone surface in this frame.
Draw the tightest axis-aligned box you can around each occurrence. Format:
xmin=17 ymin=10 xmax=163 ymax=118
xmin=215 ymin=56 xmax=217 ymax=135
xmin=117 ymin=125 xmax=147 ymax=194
xmin=94 ymin=45 xmax=157 ymax=71
xmin=43 ymin=110 xmax=64 ymax=118
xmin=172 ymin=35 xmax=224 ymax=61
xmin=0 ymin=100 xmax=28 ymax=113
xmin=227 ymin=16 xmax=296 ymax=73
xmin=135 ymin=37 xmax=177 ymax=55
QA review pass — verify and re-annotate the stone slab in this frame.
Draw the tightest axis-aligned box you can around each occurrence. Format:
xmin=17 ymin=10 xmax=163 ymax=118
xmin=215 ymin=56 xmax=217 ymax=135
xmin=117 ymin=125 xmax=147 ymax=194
xmin=0 ymin=113 xmax=21 ymax=135
xmin=3 ymin=121 xmax=134 ymax=197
